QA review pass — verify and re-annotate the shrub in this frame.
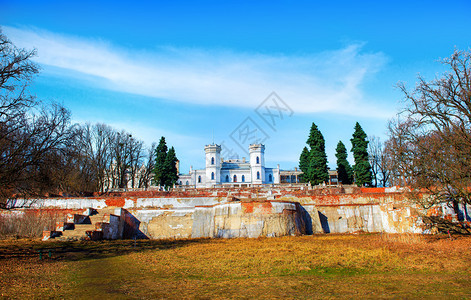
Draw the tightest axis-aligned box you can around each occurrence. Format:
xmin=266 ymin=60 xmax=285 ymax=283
xmin=0 ymin=210 xmax=66 ymax=238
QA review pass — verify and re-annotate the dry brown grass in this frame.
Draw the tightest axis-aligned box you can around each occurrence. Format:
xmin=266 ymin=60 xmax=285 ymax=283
xmin=0 ymin=210 xmax=66 ymax=238
xmin=379 ymin=232 xmax=426 ymax=244
xmin=0 ymin=234 xmax=470 ymax=299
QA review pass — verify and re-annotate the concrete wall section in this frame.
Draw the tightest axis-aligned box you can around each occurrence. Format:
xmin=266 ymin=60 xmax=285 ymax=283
xmin=192 ymin=206 xmax=216 ymax=238
xmin=105 ymin=214 xmax=121 ymax=239
xmin=122 ymin=201 xmax=308 ymax=239
xmin=315 ymin=203 xmax=424 ymax=234
xmin=316 ymin=205 xmax=384 ymax=233
xmin=27 ymin=198 xmax=109 ymax=209
xmin=198 ymin=201 xmax=306 ymax=238
xmin=301 ymin=205 xmax=330 ymax=234
xmin=130 ymin=209 xmax=194 ymax=239
xmin=131 ymin=197 xmax=223 ymax=209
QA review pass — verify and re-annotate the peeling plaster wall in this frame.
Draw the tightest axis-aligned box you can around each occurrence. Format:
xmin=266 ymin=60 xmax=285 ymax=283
xmin=192 ymin=202 xmax=307 ymax=238
xmin=130 ymin=197 xmax=223 ymax=209
xmin=130 ymin=209 xmax=194 ymax=239
xmin=8 ymin=187 xmax=470 ymax=238
xmin=276 ymin=191 xmax=427 ymax=233
xmin=314 ymin=204 xmax=422 ymax=234
xmin=126 ymin=201 xmax=309 ymax=239
xmin=22 ymin=197 xmax=224 ymax=210
xmin=23 ymin=198 xmax=109 ymax=209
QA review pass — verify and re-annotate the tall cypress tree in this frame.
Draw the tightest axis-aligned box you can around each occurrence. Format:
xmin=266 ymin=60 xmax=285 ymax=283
xmin=335 ymin=141 xmax=353 ymax=184
xmin=299 ymin=146 xmax=310 ymax=182
xmin=306 ymin=122 xmax=329 ymax=185
xmin=153 ymin=136 xmax=168 ymax=186
xmin=163 ymin=147 xmax=179 ymax=188
xmin=350 ymin=122 xmax=372 ymax=186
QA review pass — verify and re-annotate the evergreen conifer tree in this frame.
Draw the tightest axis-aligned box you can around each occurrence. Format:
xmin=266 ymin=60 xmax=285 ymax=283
xmin=350 ymin=122 xmax=372 ymax=186
xmin=335 ymin=141 xmax=353 ymax=184
xmin=153 ymin=136 xmax=168 ymax=186
xmin=306 ymin=122 xmax=329 ymax=185
xmin=163 ymin=147 xmax=179 ymax=188
xmin=299 ymin=146 xmax=310 ymax=182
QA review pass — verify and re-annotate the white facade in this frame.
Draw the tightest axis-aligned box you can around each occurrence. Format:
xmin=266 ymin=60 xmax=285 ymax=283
xmin=178 ymin=143 xmax=280 ymax=188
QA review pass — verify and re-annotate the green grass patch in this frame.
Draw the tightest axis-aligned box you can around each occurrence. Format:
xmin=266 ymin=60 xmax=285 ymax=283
xmin=303 ymin=266 xmax=370 ymax=277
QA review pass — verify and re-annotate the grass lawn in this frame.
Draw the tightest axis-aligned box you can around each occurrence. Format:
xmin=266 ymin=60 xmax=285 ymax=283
xmin=1 ymin=234 xmax=470 ymax=299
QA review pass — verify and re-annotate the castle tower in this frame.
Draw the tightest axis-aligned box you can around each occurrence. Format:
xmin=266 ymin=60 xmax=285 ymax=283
xmin=204 ymin=144 xmax=221 ymax=187
xmin=249 ymin=144 xmax=265 ymax=185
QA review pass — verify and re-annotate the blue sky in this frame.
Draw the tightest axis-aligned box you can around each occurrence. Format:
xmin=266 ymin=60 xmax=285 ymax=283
xmin=2 ymin=0 xmax=471 ymax=172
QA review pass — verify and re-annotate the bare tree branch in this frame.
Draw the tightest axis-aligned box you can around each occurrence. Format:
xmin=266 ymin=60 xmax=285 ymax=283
xmin=386 ymin=49 xmax=471 ymax=207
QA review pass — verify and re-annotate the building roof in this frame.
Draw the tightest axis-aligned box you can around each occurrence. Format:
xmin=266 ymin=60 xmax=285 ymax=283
xmin=221 ymin=161 xmax=251 ymax=170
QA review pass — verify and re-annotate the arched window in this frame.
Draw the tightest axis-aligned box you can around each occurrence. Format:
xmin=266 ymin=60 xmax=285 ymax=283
xmin=256 ymin=156 xmax=259 ymax=164
xmin=211 ymin=172 xmax=215 ymax=180
xmin=198 ymin=176 xmax=201 ymax=183
xmin=242 ymin=175 xmax=245 ymax=182
xmin=186 ymin=181 xmax=189 ymax=185
xmin=211 ymin=157 xmax=214 ymax=165
xmin=257 ymin=171 xmax=260 ymax=180
xmin=233 ymin=175 xmax=237 ymax=182
xmin=225 ymin=175 xmax=229 ymax=182
xmin=269 ymin=174 xmax=272 ymax=182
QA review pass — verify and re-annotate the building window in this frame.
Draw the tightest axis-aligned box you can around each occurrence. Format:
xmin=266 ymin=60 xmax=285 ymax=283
xmin=242 ymin=175 xmax=245 ymax=182
xmin=256 ymin=156 xmax=259 ymax=164
xmin=211 ymin=157 xmax=214 ymax=165
xmin=211 ymin=172 xmax=214 ymax=180
xmin=257 ymin=171 xmax=260 ymax=180
xmin=269 ymin=174 xmax=272 ymax=182
xmin=198 ymin=176 xmax=201 ymax=183
xmin=233 ymin=175 xmax=237 ymax=182
xmin=186 ymin=181 xmax=189 ymax=185
xmin=226 ymin=175 xmax=229 ymax=182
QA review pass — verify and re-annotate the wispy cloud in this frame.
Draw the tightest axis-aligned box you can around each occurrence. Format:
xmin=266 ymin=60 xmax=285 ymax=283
xmin=71 ymin=117 xmax=205 ymax=152
xmin=4 ymin=26 xmax=389 ymax=117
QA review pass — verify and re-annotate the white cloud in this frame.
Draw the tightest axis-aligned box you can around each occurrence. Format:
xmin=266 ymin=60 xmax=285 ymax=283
xmin=71 ymin=117 xmax=204 ymax=151
xmin=3 ymin=26 xmax=390 ymax=117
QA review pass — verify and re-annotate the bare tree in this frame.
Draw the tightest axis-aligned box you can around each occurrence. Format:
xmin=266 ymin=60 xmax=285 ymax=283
xmin=0 ymin=28 xmax=160 ymax=203
xmin=73 ymin=123 xmax=149 ymax=192
xmin=387 ymin=49 xmax=471 ymax=207
xmin=0 ymin=29 xmax=78 ymax=208
xmin=368 ymin=136 xmax=380 ymax=187
xmin=106 ymin=130 xmax=146 ymax=190
xmin=74 ymin=123 xmax=116 ymax=192
xmin=368 ymin=136 xmax=390 ymax=187
xmin=0 ymin=29 xmax=38 ymax=107
xmin=138 ymin=143 xmax=156 ymax=189
xmin=127 ymin=137 xmax=144 ymax=189
xmin=378 ymin=144 xmax=391 ymax=188
xmin=0 ymin=99 xmax=74 ymax=207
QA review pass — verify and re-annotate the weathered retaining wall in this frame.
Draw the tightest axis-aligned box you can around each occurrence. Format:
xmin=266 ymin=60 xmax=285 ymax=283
xmin=5 ymin=186 xmax=470 ymax=238
xmin=193 ymin=201 xmax=309 ymax=238
xmin=129 ymin=201 xmax=310 ymax=239
xmin=277 ymin=191 xmax=425 ymax=233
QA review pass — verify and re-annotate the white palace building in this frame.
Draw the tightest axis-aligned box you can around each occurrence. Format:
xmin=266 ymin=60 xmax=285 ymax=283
xmin=178 ymin=143 xmax=283 ymax=188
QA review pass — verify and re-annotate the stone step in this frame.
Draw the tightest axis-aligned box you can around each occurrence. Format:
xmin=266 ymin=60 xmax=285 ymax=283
xmin=61 ymin=224 xmax=95 ymax=235
xmin=56 ymin=230 xmax=102 ymax=241
xmin=50 ymin=207 xmax=121 ymax=241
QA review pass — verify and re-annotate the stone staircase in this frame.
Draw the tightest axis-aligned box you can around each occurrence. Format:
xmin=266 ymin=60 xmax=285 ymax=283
xmin=43 ymin=207 xmax=121 ymax=241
